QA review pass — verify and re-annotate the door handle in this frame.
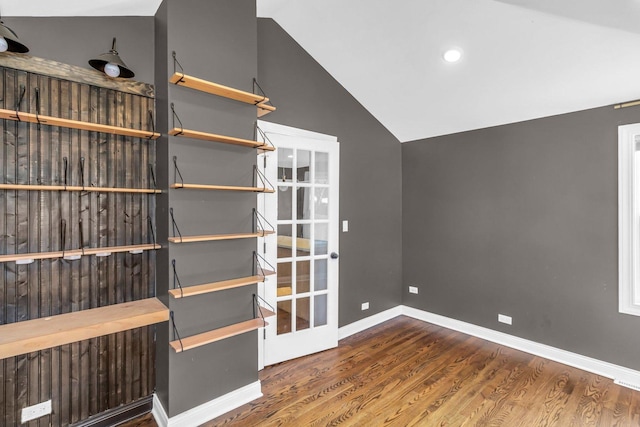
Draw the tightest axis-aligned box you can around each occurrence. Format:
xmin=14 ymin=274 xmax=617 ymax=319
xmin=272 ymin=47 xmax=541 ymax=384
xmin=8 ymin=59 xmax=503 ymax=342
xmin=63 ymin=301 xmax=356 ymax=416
xmin=331 ymin=252 xmax=339 ymax=259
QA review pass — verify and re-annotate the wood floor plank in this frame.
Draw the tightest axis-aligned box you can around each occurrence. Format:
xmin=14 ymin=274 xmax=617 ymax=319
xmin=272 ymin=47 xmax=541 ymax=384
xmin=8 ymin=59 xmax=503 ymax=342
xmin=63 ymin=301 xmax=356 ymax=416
xmin=119 ymin=316 xmax=640 ymax=427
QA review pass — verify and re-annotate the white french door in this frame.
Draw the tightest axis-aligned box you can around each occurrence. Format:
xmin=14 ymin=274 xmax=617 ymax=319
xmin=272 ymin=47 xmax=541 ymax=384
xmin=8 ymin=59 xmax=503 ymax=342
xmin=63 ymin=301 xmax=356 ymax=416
xmin=257 ymin=121 xmax=339 ymax=367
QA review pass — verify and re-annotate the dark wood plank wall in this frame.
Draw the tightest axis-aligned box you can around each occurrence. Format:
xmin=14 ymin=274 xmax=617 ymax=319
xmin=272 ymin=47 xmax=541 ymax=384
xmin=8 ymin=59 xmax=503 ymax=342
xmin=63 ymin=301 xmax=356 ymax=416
xmin=0 ymin=66 xmax=156 ymax=426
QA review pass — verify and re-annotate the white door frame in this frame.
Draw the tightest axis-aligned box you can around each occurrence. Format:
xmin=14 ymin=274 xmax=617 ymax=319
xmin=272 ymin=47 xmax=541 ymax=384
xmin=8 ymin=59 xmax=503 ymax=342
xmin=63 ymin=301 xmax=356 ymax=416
xmin=257 ymin=120 xmax=339 ymax=369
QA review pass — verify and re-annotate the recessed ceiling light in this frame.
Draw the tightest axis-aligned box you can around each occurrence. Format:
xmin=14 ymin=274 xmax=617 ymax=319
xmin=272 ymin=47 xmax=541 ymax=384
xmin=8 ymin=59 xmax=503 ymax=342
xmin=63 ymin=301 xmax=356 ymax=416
xmin=443 ymin=48 xmax=463 ymax=63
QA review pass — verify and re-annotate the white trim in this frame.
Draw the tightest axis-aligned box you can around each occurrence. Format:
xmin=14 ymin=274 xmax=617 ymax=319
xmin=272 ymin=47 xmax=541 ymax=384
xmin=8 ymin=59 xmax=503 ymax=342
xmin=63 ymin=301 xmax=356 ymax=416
xmin=152 ymin=381 xmax=262 ymax=427
xmin=338 ymin=306 xmax=403 ymax=340
xmin=339 ymin=305 xmax=640 ymax=391
xmin=151 ymin=394 xmax=169 ymax=427
xmin=257 ymin=120 xmax=338 ymax=142
xmin=618 ymin=123 xmax=640 ymax=316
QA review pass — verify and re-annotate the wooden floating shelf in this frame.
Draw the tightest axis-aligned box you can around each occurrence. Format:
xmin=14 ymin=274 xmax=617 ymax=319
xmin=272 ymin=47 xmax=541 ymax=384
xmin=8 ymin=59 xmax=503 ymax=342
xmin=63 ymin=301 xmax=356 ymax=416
xmin=257 ymin=306 xmax=276 ymax=318
xmin=169 ymin=271 xmax=276 ymax=299
xmin=0 ymin=298 xmax=169 ymax=359
xmin=0 ymin=108 xmax=160 ymax=140
xmin=0 ymin=243 xmax=161 ymax=264
xmin=171 ymin=183 xmax=274 ymax=193
xmin=169 ymin=73 xmax=277 ymax=117
xmin=0 ymin=183 xmax=160 ymax=194
xmin=168 ymin=231 xmax=274 ymax=244
xmin=170 ymin=317 xmax=267 ymax=353
xmin=169 ymin=128 xmax=275 ymax=151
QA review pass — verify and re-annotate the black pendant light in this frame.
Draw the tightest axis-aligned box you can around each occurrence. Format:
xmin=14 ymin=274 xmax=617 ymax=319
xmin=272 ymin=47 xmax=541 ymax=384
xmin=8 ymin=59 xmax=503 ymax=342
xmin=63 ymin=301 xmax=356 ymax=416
xmin=0 ymin=20 xmax=29 ymax=53
xmin=89 ymin=37 xmax=134 ymax=79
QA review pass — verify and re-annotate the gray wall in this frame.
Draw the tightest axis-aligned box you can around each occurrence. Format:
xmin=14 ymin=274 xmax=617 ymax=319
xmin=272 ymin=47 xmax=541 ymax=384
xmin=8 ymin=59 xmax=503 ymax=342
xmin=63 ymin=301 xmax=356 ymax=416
xmin=154 ymin=0 xmax=259 ymax=417
xmin=402 ymin=104 xmax=640 ymax=370
xmin=257 ymin=19 xmax=403 ymax=326
xmin=3 ymin=17 xmax=154 ymax=84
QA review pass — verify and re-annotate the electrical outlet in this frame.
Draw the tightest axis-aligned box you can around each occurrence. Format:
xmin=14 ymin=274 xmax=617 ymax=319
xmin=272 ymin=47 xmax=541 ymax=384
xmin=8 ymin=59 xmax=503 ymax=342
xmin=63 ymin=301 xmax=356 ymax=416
xmin=498 ymin=314 xmax=512 ymax=325
xmin=409 ymin=286 xmax=418 ymax=294
xmin=21 ymin=400 xmax=51 ymax=423
xmin=361 ymin=302 xmax=369 ymax=310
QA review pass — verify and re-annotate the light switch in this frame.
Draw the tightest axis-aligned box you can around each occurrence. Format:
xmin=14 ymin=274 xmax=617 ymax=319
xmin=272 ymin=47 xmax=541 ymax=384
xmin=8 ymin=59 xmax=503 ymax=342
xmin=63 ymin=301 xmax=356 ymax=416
xmin=342 ymin=220 xmax=349 ymax=232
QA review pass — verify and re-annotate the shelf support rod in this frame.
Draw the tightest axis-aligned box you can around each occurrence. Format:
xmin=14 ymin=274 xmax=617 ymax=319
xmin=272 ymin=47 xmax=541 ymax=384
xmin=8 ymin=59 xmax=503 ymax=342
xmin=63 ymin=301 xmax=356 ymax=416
xmin=253 ymin=294 xmax=274 ymax=327
xmin=253 ymin=251 xmax=275 ymax=277
xmin=170 ymin=103 xmax=184 ymax=135
xmin=79 ymin=157 xmax=86 ymax=191
xmin=35 ymin=87 xmax=42 ymax=130
xmin=78 ymin=219 xmax=85 ymax=256
xmin=170 ymin=311 xmax=184 ymax=352
xmin=149 ymin=164 xmax=157 ymax=191
xmin=255 ymin=164 xmax=274 ymax=192
xmin=172 ymin=51 xmax=186 ymax=84
xmin=172 ymin=156 xmax=184 ymax=187
xmin=60 ymin=219 xmax=67 ymax=258
xmin=148 ymin=110 xmax=156 ymax=139
xmin=255 ymin=125 xmax=275 ymax=150
xmin=63 ymin=157 xmax=68 ymax=190
xmin=147 ymin=215 xmax=156 ymax=246
xmin=253 ymin=208 xmax=274 ymax=235
xmin=14 ymin=84 xmax=26 ymax=121
xmin=252 ymin=78 xmax=268 ymax=105
xmin=169 ymin=208 xmax=183 ymax=243
xmin=172 ymin=260 xmax=184 ymax=298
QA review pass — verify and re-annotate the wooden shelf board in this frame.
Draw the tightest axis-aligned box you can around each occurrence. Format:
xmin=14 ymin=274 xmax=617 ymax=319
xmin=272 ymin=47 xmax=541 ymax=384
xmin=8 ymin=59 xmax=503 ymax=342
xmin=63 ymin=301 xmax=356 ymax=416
xmin=169 ymin=274 xmax=268 ymax=298
xmin=260 ymin=269 xmax=276 ymax=277
xmin=0 ymin=108 xmax=160 ymax=140
xmin=169 ymin=73 xmax=267 ymax=105
xmin=0 ymin=298 xmax=169 ymax=359
xmin=168 ymin=230 xmax=274 ymax=244
xmin=257 ymin=102 xmax=276 ymax=117
xmin=170 ymin=317 xmax=266 ymax=353
xmin=171 ymin=183 xmax=274 ymax=193
xmin=0 ymin=183 xmax=160 ymax=194
xmin=168 ymin=128 xmax=275 ymax=151
xmin=0 ymin=243 xmax=160 ymax=263
xmin=257 ymin=306 xmax=276 ymax=318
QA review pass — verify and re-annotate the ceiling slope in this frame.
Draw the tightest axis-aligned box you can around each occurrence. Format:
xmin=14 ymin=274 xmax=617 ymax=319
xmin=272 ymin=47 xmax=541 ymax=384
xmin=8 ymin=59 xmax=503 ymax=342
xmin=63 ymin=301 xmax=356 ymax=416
xmin=258 ymin=0 xmax=640 ymax=141
xmin=2 ymin=1 xmax=640 ymax=141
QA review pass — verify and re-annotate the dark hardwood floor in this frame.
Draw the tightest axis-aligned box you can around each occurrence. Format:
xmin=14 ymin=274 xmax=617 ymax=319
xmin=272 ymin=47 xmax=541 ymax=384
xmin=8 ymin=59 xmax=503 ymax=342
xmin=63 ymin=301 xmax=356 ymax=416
xmin=123 ymin=316 xmax=640 ymax=426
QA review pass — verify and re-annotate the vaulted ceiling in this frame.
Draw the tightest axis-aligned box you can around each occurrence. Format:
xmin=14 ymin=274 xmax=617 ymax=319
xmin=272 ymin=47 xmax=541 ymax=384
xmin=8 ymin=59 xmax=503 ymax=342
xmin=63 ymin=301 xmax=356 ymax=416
xmin=3 ymin=0 xmax=640 ymax=142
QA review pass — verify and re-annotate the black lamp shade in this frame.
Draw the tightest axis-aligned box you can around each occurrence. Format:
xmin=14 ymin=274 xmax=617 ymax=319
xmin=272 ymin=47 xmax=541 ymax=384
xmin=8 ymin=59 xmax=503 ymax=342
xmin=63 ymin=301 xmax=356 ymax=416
xmin=0 ymin=22 xmax=29 ymax=53
xmin=89 ymin=38 xmax=135 ymax=79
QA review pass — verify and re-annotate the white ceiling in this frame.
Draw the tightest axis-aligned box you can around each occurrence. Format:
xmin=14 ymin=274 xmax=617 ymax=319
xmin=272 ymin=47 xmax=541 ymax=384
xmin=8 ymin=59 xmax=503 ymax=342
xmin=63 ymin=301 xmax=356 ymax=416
xmin=3 ymin=0 xmax=640 ymax=142
xmin=257 ymin=0 xmax=640 ymax=141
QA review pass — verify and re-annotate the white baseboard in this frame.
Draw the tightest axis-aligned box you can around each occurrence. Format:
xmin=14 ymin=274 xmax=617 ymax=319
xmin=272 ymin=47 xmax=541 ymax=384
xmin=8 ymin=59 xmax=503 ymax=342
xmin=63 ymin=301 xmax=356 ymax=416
xmin=152 ymin=381 xmax=262 ymax=427
xmin=340 ymin=305 xmax=640 ymax=391
xmin=400 ymin=306 xmax=640 ymax=389
xmin=338 ymin=306 xmax=403 ymax=340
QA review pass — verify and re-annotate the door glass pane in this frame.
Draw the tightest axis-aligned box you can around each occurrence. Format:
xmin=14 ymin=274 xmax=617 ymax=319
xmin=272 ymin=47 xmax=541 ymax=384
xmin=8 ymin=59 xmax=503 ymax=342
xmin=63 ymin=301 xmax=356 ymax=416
xmin=314 ymin=259 xmax=327 ymax=291
xmin=278 ymin=185 xmax=292 ymax=221
xmin=296 ymin=297 xmax=310 ymax=331
xmin=277 ymin=262 xmax=292 ymax=296
xmin=297 ymin=187 xmax=311 ymax=220
xmin=314 ymin=294 xmax=327 ymax=327
xmin=315 ymin=152 xmax=328 ymax=184
xmin=296 ymin=260 xmax=310 ymax=293
xmin=277 ymin=300 xmax=292 ymax=335
xmin=314 ymin=223 xmax=328 ymax=255
xmin=297 ymin=224 xmax=311 ymax=256
xmin=314 ymin=187 xmax=329 ymax=220
xmin=278 ymin=148 xmax=293 ymax=220
xmin=297 ymin=150 xmax=311 ymax=183
xmin=277 ymin=225 xmax=292 ymax=259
